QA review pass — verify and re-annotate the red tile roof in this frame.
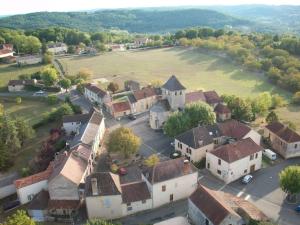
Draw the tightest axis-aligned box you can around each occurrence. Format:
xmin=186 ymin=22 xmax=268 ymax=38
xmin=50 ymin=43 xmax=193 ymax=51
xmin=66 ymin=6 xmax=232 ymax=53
xmin=266 ymin=122 xmax=300 ymax=143
xmin=204 ymin=91 xmax=221 ymax=104
xmin=14 ymin=164 xmax=53 ymax=189
xmin=133 ymin=87 xmax=157 ymax=100
xmin=210 ymin=138 xmax=263 ymax=163
xmin=121 ymin=182 xmax=151 ymax=203
xmin=185 ymin=90 xmax=206 ymax=104
xmin=214 ymin=103 xmax=231 ymax=114
xmin=112 ymin=101 xmax=131 ymax=113
xmin=218 ymin=119 xmax=251 ymax=140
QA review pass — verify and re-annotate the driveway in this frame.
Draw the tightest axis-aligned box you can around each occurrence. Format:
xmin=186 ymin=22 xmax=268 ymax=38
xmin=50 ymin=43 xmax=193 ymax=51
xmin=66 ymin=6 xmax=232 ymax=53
xmin=198 ymin=158 xmax=300 ymax=225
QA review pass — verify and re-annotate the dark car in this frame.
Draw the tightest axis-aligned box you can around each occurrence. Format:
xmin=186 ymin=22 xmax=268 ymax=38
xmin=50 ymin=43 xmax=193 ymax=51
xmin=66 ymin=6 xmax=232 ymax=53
xmin=295 ymin=205 xmax=300 ymax=213
xmin=128 ymin=114 xmax=137 ymax=120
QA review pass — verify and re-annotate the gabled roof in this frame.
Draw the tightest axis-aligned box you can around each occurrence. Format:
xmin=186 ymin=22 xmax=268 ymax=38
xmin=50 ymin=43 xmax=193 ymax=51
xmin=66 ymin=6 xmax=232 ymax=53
xmin=48 ymin=200 xmax=80 ymax=210
xmin=189 ymin=185 xmax=240 ymax=225
xmin=62 ymin=113 xmax=91 ymax=123
xmin=142 ymin=158 xmax=197 ymax=184
xmin=28 ymin=190 xmax=49 ymax=210
xmin=8 ymin=80 xmax=24 ymax=86
xmin=218 ymin=119 xmax=251 ymax=140
xmin=112 ymin=101 xmax=131 ymax=113
xmin=203 ymin=91 xmax=222 ymax=105
xmin=214 ymin=103 xmax=231 ymax=114
xmin=121 ymin=182 xmax=151 ymax=203
xmin=85 ymin=83 xmax=107 ymax=98
xmin=185 ymin=90 xmax=206 ymax=104
xmin=162 ymin=75 xmax=186 ymax=91
xmin=210 ymin=138 xmax=263 ymax=163
xmin=266 ymin=122 xmax=300 ymax=143
xmin=85 ymin=172 xmax=121 ymax=197
xmin=133 ymin=87 xmax=157 ymax=100
xmin=14 ymin=163 xmax=53 ymax=189
xmin=175 ymin=126 xmax=214 ymax=149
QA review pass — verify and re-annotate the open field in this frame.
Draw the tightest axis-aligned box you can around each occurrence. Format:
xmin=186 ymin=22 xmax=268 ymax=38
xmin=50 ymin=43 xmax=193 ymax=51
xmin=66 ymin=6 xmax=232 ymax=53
xmin=276 ymin=105 xmax=300 ymax=132
xmin=0 ymin=64 xmax=43 ymax=90
xmin=59 ymin=47 xmax=291 ymax=99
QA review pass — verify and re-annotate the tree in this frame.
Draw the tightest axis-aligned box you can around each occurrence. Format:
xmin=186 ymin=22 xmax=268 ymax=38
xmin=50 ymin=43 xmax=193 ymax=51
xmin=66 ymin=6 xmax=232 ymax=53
xmin=95 ymin=42 xmax=107 ymax=52
xmin=279 ymin=166 xmax=300 ymax=202
xmin=224 ymin=96 xmax=253 ymax=121
xmin=3 ymin=210 xmax=35 ymax=225
xmin=0 ymin=115 xmax=21 ymax=152
xmin=15 ymin=97 xmax=22 ymax=104
xmin=41 ymin=66 xmax=58 ymax=86
xmin=266 ymin=111 xmax=279 ymax=124
xmin=59 ymin=78 xmax=72 ymax=92
xmin=144 ymin=154 xmax=160 ymax=167
xmin=0 ymin=103 xmax=4 ymax=116
xmin=287 ymin=121 xmax=297 ymax=131
xmin=15 ymin=118 xmax=35 ymax=145
xmin=86 ymin=219 xmax=119 ymax=225
xmin=107 ymin=127 xmax=141 ymax=158
xmin=150 ymin=80 xmax=162 ymax=88
xmin=271 ymin=94 xmax=286 ymax=108
xmin=292 ymin=92 xmax=300 ymax=105
xmin=252 ymin=92 xmax=272 ymax=117
xmin=43 ymin=51 xmax=53 ymax=64
xmin=107 ymin=82 xmax=119 ymax=93
xmin=47 ymin=95 xmax=58 ymax=105
xmin=77 ymin=68 xmax=93 ymax=81
xmin=0 ymin=145 xmax=12 ymax=171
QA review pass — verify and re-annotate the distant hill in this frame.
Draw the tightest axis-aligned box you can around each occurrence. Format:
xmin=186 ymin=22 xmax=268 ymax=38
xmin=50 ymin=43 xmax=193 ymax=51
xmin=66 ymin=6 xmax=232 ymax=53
xmin=203 ymin=5 xmax=300 ymax=34
xmin=0 ymin=9 xmax=252 ymax=33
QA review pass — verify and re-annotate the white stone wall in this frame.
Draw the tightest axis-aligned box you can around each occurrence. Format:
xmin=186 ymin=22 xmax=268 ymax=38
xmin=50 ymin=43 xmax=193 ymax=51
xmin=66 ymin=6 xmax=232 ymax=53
xmin=8 ymin=85 xmax=24 ymax=92
xmin=121 ymin=199 xmax=152 ymax=216
xmin=17 ymin=180 xmax=48 ymax=204
xmin=244 ymin=130 xmax=261 ymax=145
xmin=48 ymin=175 xmax=80 ymax=200
xmin=86 ymin=195 xmax=123 ymax=220
xmin=63 ymin=122 xmax=81 ymax=135
xmin=206 ymin=151 xmax=262 ymax=184
xmin=149 ymin=110 xmax=170 ymax=130
xmin=161 ymin=88 xmax=185 ymax=110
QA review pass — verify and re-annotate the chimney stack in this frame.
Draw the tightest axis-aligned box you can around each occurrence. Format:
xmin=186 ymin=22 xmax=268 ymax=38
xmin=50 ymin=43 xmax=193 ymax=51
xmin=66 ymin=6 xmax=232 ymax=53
xmin=91 ymin=178 xmax=98 ymax=196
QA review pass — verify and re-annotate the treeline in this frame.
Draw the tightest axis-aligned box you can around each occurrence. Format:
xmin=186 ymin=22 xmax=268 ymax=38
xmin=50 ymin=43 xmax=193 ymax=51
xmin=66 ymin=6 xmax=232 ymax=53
xmin=174 ymin=28 xmax=300 ymax=94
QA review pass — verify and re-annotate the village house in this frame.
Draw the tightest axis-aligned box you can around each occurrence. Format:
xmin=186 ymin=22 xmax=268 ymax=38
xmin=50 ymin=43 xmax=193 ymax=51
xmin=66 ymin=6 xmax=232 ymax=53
xmin=109 ymin=44 xmax=126 ymax=51
xmin=142 ymin=157 xmax=198 ymax=208
xmin=214 ymin=103 xmax=231 ymax=122
xmin=149 ymin=99 xmax=171 ymax=130
xmin=8 ymin=79 xmax=37 ymax=92
xmin=133 ymin=87 xmax=158 ymax=114
xmin=124 ymin=80 xmax=140 ymax=91
xmin=17 ymin=55 xmax=42 ymax=66
xmin=175 ymin=119 xmax=261 ymax=162
xmin=188 ymin=185 xmax=268 ymax=225
xmin=264 ymin=122 xmax=300 ymax=159
xmin=85 ymin=172 xmax=152 ymax=220
xmin=0 ymin=44 xmax=14 ymax=61
xmin=206 ymin=138 xmax=263 ymax=183
xmin=47 ymin=42 xmax=67 ymax=54
xmin=84 ymin=83 xmax=111 ymax=107
xmin=111 ymin=100 xmax=132 ymax=118
xmin=134 ymin=37 xmax=151 ymax=47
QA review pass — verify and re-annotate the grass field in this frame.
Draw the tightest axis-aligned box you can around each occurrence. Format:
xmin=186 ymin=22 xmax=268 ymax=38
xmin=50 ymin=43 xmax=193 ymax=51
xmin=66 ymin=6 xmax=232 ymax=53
xmin=0 ymin=97 xmax=60 ymax=174
xmin=59 ymin=47 xmax=291 ymax=99
xmin=0 ymin=64 xmax=43 ymax=90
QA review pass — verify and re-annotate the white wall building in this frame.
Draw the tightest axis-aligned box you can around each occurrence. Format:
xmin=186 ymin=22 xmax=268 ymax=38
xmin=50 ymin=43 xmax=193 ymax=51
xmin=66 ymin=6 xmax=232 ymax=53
xmin=206 ymin=138 xmax=263 ymax=184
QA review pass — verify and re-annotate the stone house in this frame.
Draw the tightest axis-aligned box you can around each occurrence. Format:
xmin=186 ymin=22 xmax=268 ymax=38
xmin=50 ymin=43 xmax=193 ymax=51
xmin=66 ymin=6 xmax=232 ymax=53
xmin=8 ymin=79 xmax=37 ymax=92
xmin=142 ymin=158 xmax=198 ymax=208
xmin=149 ymin=99 xmax=171 ymax=130
xmin=124 ymin=80 xmax=140 ymax=91
xmin=188 ymin=185 xmax=268 ymax=225
xmin=133 ymin=87 xmax=158 ymax=114
xmin=214 ymin=103 xmax=231 ymax=122
xmin=84 ymin=83 xmax=111 ymax=107
xmin=0 ymin=44 xmax=14 ymax=59
xmin=17 ymin=55 xmax=42 ymax=66
xmin=264 ymin=122 xmax=300 ymax=159
xmin=206 ymin=138 xmax=263 ymax=184
xmin=47 ymin=42 xmax=67 ymax=54
xmin=111 ymin=101 xmax=132 ymax=118
xmin=134 ymin=37 xmax=151 ymax=47
xmin=85 ymin=172 xmax=152 ymax=220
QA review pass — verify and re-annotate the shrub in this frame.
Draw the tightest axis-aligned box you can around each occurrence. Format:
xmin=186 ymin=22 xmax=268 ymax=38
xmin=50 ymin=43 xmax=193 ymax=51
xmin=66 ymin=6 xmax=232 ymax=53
xmin=47 ymin=95 xmax=58 ymax=105
xmin=110 ymin=164 xmax=119 ymax=173
xmin=15 ymin=97 xmax=22 ymax=104
xmin=292 ymin=92 xmax=300 ymax=105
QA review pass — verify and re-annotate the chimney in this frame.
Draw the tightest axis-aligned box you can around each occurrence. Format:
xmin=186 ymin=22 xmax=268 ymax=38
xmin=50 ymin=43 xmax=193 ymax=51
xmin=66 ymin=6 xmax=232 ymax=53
xmin=91 ymin=178 xmax=98 ymax=196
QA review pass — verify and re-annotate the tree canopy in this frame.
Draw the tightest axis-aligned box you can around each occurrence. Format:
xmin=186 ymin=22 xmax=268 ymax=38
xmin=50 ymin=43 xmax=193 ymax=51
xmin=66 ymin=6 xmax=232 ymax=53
xmin=2 ymin=210 xmax=35 ymax=225
xmin=279 ymin=166 xmax=300 ymax=200
xmin=41 ymin=66 xmax=59 ymax=86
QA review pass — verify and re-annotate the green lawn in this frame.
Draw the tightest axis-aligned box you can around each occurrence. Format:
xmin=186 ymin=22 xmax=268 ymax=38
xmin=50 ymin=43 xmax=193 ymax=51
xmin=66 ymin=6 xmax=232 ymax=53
xmin=0 ymin=64 xmax=43 ymax=90
xmin=59 ymin=47 xmax=291 ymax=99
xmin=276 ymin=105 xmax=300 ymax=132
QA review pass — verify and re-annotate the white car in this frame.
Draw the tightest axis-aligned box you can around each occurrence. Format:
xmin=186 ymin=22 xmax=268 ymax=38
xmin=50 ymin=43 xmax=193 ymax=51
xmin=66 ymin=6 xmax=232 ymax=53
xmin=33 ymin=90 xmax=45 ymax=96
xmin=242 ymin=175 xmax=253 ymax=184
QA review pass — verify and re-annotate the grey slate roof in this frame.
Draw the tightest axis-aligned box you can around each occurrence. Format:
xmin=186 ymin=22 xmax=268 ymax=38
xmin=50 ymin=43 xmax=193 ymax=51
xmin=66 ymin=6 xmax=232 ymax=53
xmin=162 ymin=75 xmax=186 ymax=91
xmin=175 ymin=126 xmax=215 ymax=149
xmin=150 ymin=99 xmax=171 ymax=113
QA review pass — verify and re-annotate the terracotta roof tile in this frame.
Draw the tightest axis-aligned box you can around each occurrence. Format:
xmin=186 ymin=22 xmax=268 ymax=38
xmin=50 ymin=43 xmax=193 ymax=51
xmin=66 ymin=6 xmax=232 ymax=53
xmin=214 ymin=103 xmax=231 ymax=114
xmin=112 ymin=101 xmax=131 ymax=113
xmin=121 ymin=182 xmax=151 ymax=203
xmin=85 ymin=83 xmax=107 ymax=98
xmin=266 ymin=122 xmax=300 ymax=143
xmin=210 ymin=138 xmax=263 ymax=163
xmin=185 ymin=91 xmax=206 ymax=104
xmin=133 ymin=87 xmax=157 ymax=100
xmin=218 ymin=119 xmax=251 ymax=140
xmin=204 ymin=91 xmax=221 ymax=104
xmin=48 ymin=200 xmax=80 ymax=209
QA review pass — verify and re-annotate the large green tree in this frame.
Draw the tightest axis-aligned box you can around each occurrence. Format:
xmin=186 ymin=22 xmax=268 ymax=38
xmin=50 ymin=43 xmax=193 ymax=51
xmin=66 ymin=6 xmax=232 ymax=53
xmin=59 ymin=78 xmax=72 ymax=92
xmin=107 ymin=127 xmax=141 ymax=158
xmin=279 ymin=166 xmax=300 ymax=202
xmin=3 ymin=210 xmax=35 ymax=225
xmin=41 ymin=66 xmax=58 ymax=86
xmin=266 ymin=111 xmax=279 ymax=124
xmin=107 ymin=82 xmax=119 ymax=93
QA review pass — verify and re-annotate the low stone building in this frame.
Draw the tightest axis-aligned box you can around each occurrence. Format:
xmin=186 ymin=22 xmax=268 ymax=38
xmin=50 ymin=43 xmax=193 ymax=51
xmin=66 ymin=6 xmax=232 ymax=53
xmin=149 ymin=99 xmax=171 ymax=130
xmin=17 ymin=55 xmax=42 ymax=66
xmin=206 ymin=138 xmax=263 ymax=183
xmin=8 ymin=79 xmax=37 ymax=92
xmin=47 ymin=42 xmax=67 ymax=54
xmin=264 ymin=122 xmax=300 ymax=159
xmin=84 ymin=83 xmax=111 ymax=106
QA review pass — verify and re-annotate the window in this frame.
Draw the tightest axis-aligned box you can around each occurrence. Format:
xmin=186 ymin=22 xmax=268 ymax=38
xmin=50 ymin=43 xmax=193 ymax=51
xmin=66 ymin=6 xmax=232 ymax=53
xmin=250 ymin=154 xmax=254 ymax=160
xmin=27 ymin=194 xmax=35 ymax=201
xmin=142 ymin=200 xmax=146 ymax=204
xmin=295 ymin=144 xmax=298 ymax=149
xmin=162 ymin=185 xmax=166 ymax=192
xmin=170 ymin=194 xmax=174 ymax=201
xmin=207 ymin=163 xmax=210 ymax=169
xmin=217 ymin=170 xmax=221 ymax=175
xmin=175 ymin=91 xmax=177 ymax=96
xmin=180 ymin=91 xmax=182 ymax=95
xmin=255 ymin=153 xmax=258 ymax=159
xmin=205 ymin=218 xmax=209 ymax=225
xmin=244 ymin=169 xmax=247 ymax=174
xmin=218 ymin=159 xmax=221 ymax=165
xmin=127 ymin=203 xmax=131 ymax=206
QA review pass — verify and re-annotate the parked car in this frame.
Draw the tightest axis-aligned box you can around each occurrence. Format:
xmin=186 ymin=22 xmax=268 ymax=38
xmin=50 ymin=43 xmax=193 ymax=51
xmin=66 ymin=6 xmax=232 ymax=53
xmin=170 ymin=151 xmax=182 ymax=159
xmin=242 ymin=175 xmax=253 ymax=184
xmin=263 ymin=149 xmax=277 ymax=161
xmin=128 ymin=114 xmax=137 ymax=120
xmin=33 ymin=90 xmax=46 ymax=96
xmin=295 ymin=205 xmax=300 ymax=213
xmin=170 ymin=141 xmax=175 ymax=147
xmin=118 ymin=167 xmax=127 ymax=176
